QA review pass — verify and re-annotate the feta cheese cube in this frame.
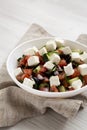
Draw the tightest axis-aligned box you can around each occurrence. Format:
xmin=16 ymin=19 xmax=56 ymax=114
xmin=24 ymin=46 xmax=38 ymax=55
xmin=80 ymin=52 xmax=87 ymax=63
xmin=33 ymin=46 xmax=38 ymax=52
xmin=64 ymin=63 xmax=74 ymax=76
xmin=50 ymin=53 xmax=60 ymax=64
xmin=50 ymin=76 xmax=60 ymax=86
xmin=55 ymin=38 xmax=65 ymax=47
xmin=14 ymin=67 xmax=23 ymax=76
xmin=71 ymin=52 xmax=81 ymax=62
xmin=46 ymin=40 xmax=57 ymax=51
xmin=44 ymin=61 xmax=55 ymax=70
xmin=78 ymin=64 xmax=87 ymax=75
xmin=28 ymin=56 xmax=40 ymax=66
xmin=23 ymin=78 xmax=35 ymax=88
xmin=39 ymin=47 xmax=47 ymax=56
xmin=62 ymin=46 xmax=72 ymax=54
xmin=71 ymin=79 xmax=82 ymax=89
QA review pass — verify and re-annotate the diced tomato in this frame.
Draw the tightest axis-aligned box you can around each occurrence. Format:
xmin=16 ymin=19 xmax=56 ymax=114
xmin=21 ymin=73 xmax=30 ymax=80
xmin=43 ymin=77 xmax=49 ymax=82
xmin=24 ymin=55 xmax=30 ymax=61
xmin=18 ymin=58 xmax=25 ymax=67
xmin=39 ymin=67 xmax=47 ymax=73
xmin=23 ymin=69 xmax=32 ymax=76
xmin=16 ymin=74 xmax=23 ymax=82
xmin=83 ymin=75 xmax=87 ymax=85
xmin=58 ymin=59 xmax=67 ymax=67
xmin=70 ymin=68 xmax=80 ymax=78
xmin=69 ymin=87 xmax=75 ymax=91
xmin=18 ymin=55 xmax=30 ymax=67
xmin=35 ymin=52 xmax=44 ymax=64
xmin=56 ymin=49 xmax=63 ymax=54
xmin=50 ymin=85 xmax=59 ymax=92
xmin=62 ymin=79 xmax=69 ymax=88
xmin=16 ymin=73 xmax=30 ymax=82
xmin=58 ymin=72 xmax=65 ymax=80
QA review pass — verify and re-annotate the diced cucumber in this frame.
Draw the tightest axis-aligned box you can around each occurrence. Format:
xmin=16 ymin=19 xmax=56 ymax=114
xmin=47 ymin=51 xmax=57 ymax=56
xmin=72 ymin=49 xmax=83 ymax=54
xmin=39 ymin=83 xmax=49 ymax=88
xmin=58 ymin=46 xmax=64 ymax=50
xmin=43 ymin=51 xmax=59 ymax=62
xmin=58 ymin=86 xmax=66 ymax=92
xmin=69 ymin=77 xmax=79 ymax=85
xmin=33 ymin=66 xmax=41 ymax=73
xmin=52 ymin=66 xmax=57 ymax=72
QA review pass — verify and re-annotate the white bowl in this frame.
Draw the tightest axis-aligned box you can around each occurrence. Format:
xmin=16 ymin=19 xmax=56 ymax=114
xmin=6 ymin=37 xmax=87 ymax=98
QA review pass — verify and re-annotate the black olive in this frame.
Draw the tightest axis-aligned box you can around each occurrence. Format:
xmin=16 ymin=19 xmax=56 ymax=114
xmin=33 ymin=84 xmax=38 ymax=90
xmin=72 ymin=61 xmax=79 ymax=68
xmin=60 ymin=54 xmax=71 ymax=63
xmin=33 ymin=77 xmax=41 ymax=85
xmin=45 ymin=71 xmax=53 ymax=77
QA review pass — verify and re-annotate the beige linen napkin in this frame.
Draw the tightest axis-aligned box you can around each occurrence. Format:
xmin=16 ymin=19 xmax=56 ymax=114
xmin=0 ymin=23 xmax=87 ymax=127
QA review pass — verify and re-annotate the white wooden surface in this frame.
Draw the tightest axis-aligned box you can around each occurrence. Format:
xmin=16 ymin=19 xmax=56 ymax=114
xmin=0 ymin=0 xmax=87 ymax=129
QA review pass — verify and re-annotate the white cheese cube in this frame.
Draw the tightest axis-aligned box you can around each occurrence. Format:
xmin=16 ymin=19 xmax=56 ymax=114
xmin=71 ymin=52 xmax=81 ymax=62
xmin=33 ymin=46 xmax=38 ymax=53
xmin=78 ymin=64 xmax=87 ymax=76
xmin=55 ymin=38 xmax=65 ymax=47
xmin=39 ymin=47 xmax=47 ymax=56
xmin=28 ymin=56 xmax=40 ymax=66
xmin=44 ymin=61 xmax=55 ymax=70
xmin=14 ymin=67 xmax=23 ymax=76
xmin=62 ymin=46 xmax=72 ymax=54
xmin=46 ymin=40 xmax=57 ymax=51
xmin=50 ymin=76 xmax=60 ymax=86
xmin=50 ymin=53 xmax=60 ymax=64
xmin=71 ymin=79 xmax=82 ymax=89
xmin=23 ymin=78 xmax=35 ymax=88
xmin=64 ymin=63 xmax=74 ymax=76
xmin=24 ymin=46 xmax=38 ymax=56
xmin=80 ymin=52 xmax=87 ymax=63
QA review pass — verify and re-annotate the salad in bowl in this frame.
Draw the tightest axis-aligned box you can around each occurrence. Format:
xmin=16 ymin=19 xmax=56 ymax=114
xmin=7 ymin=37 xmax=87 ymax=97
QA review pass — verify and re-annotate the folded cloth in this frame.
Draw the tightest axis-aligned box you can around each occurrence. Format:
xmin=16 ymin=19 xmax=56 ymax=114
xmin=0 ymin=23 xmax=87 ymax=127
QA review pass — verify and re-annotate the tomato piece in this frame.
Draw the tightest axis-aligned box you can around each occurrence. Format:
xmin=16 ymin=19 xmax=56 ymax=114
xmin=43 ymin=77 xmax=49 ymax=82
xmin=18 ymin=58 xmax=25 ymax=67
xmin=36 ymin=52 xmax=44 ymax=64
xmin=58 ymin=59 xmax=67 ymax=67
xmin=62 ymin=79 xmax=69 ymax=88
xmin=24 ymin=55 xmax=30 ymax=61
xmin=39 ymin=67 xmax=47 ymax=73
xmin=83 ymin=75 xmax=87 ymax=85
xmin=23 ymin=69 xmax=32 ymax=76
xmin=56 ymin=49 xmax=63 ymax=54
xmin=58 ymin=72 xmax=65 ymax=80
xmin=18 ymin=55 xmax=30 ymax=67
xmin=21 ymin=73 xmax=30 ymax=80
xmin=16 ymin=74 xmax=23 ymax=82
xmin=70 ymin=68 xmax=80 ymax=78
xmin=69 ymin=87 xmax=75 ymax=91
xmin=50 ymin=85 xmax=59 ymax=92
xmin=16 ymin=72 xmax=30 ymax=82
